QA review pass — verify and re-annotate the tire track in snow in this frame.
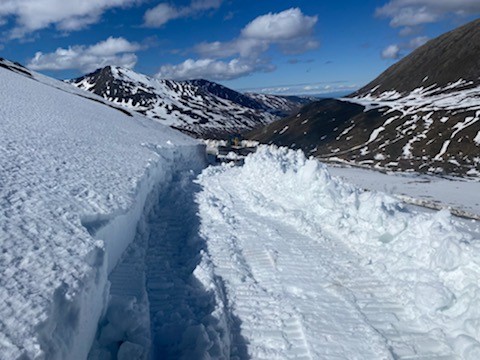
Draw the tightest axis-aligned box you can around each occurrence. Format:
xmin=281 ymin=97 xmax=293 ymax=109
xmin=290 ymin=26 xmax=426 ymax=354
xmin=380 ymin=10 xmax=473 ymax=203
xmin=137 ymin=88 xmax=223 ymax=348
xmin=198 ymin=187 xmax=393 ymax=359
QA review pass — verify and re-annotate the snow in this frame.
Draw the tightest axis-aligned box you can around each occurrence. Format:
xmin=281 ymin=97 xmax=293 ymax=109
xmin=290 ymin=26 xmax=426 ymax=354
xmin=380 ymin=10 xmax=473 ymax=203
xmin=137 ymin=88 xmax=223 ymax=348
xmin=327 ymin=165 xmax=480 ymax=219
xmin=349 ymin=81 xmax=480 ymax=115
xmin=196 ymin=146 xmax=480 ymax=359
xmin=0 ymin=63 xmax=205 ymax=359
xmin=332 ymin=82 xmax=480 ymax=175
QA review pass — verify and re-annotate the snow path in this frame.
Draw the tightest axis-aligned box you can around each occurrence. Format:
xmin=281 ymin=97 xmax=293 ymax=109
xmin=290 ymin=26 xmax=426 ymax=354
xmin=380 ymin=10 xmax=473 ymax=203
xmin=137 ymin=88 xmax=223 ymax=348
xmin=144 ymin=171 xmax=229 ymax=359
xmin=89 ymin=169 xmax=234 ymax=359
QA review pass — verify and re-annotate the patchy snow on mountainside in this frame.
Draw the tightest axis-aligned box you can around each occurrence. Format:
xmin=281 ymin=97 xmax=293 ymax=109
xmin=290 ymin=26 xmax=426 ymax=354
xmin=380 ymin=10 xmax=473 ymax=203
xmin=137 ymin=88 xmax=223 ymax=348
xmin=245 ymin=92 xmax=313 ymax=115
xmin=196 ymin=146 xmax=480 ymax=359
xmin=69 ymin=66 xmax=308 ymax=139
xmin=348 ymin=80 xmax=480 ymax=114
xmin=0 ymin=59 xmax=206 ymax=359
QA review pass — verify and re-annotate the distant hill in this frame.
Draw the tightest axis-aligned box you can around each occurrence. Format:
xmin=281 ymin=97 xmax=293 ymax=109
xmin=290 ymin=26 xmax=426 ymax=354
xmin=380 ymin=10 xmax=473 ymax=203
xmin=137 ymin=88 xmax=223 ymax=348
xmin=249 ymin=18 xmax=480 ymax=177
xmin=69 ymin=67 xmax=310 ymax=139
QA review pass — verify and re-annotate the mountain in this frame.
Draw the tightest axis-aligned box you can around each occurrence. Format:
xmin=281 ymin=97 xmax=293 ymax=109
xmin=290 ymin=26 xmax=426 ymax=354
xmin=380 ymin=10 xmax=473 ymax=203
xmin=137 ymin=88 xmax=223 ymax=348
xmin=249 ymin=18 xmax=480 ymax=177
xmin=69 ymin=67 xmax=309 ymax=138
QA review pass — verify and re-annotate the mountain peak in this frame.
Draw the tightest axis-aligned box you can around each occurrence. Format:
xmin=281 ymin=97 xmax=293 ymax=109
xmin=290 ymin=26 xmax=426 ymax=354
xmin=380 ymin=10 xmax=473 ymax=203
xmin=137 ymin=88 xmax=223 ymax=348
xmin=353 ymin=18 xmax=480 ymax=97
xmin=69 ymin=67 xmax=309 ymax=138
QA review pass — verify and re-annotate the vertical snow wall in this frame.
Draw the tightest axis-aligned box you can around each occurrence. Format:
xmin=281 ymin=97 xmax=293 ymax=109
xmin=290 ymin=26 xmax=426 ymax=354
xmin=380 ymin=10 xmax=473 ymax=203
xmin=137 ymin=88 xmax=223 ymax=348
xmin=37 ymin=144 xmax=207 ymax=360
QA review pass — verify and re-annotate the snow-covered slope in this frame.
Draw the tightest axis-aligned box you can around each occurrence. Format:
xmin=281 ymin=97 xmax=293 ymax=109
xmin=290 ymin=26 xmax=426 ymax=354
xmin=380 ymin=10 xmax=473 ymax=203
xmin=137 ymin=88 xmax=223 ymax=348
xmin=0 ymin=58 xmax=206 ymax=359
xmin=249 ymin=19 xmax=480 ymax=177
xmin=69 ymin=67 xmax=307 ymax=139
xmin=245 ymin=92 xmax=313 ymax=115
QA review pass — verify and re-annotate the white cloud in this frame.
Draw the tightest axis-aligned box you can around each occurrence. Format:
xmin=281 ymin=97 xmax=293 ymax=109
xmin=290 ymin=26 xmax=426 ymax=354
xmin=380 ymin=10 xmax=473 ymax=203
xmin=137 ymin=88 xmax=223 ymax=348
xmin=381 ymin=44 xmax=401 ymax=59
xmin=241 ymin=8 xmax=317 ymax=42
xmin=156 ymin=58 xmax=275 ymax=81
xmin=243 ymin=82 xmax=358 ymax=96
xmin=196 ymin=8 xmax=319 ymax=59
xmin=380 ymin=35 xmax=430 ymax=60
xmin=144 ymin=0 xmax=222 ymax=27
xmin=0 ymin=0 xmax=140 ymax=38
xmin=376 ymin=0 xmax=480 ymax=28
xmin=195 ymin=38 xmax=269 ymax=59
xmin=408 ymin=35 xmax=429 ymax=48
xmin=155 ymin=7 xmax=318 ymax=81
xmin=28 ymin=37 xmax=140 ymax=73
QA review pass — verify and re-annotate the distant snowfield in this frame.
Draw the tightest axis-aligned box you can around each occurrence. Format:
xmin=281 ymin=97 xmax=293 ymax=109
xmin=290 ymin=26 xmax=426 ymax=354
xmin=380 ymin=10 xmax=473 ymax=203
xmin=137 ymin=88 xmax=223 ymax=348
xmin=327 ymin=165 xmax=480 ymax=219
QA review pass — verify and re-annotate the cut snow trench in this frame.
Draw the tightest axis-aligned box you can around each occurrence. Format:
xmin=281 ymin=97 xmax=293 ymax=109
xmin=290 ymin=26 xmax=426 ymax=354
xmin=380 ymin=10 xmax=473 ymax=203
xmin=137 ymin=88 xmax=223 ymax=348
xmin=84 ymin=145 xmax=240 ymax=359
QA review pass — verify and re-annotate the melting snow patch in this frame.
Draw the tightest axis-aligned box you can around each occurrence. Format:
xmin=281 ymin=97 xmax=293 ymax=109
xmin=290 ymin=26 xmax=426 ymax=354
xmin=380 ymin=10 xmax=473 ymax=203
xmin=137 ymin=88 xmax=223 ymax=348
xmin=279 ymin=125 xmax=289 ymax=135
xmin=474 ymin=131 xmax=480 ymax=145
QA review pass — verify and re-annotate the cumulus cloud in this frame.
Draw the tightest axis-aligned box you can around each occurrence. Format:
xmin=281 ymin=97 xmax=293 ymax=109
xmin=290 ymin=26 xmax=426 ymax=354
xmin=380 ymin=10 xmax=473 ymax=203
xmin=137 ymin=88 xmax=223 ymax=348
xmin=156 ymin=58 xmax=275 ymax=81
xmin=376 ymin=0 xmax=480 ymax=28
xmin=144 ymin=0 xmax=222 ymax=27
xmin=408 ymin=35 xmax=429 ymax=48
xmin=241 ymin=8 xmax=317 ymax=42
xmin=28 ymin=37 xmax=140 ymax=73
xmin=159 ymin=8 xmax=318 ymax=80
xmin=381 ymin=44 xmax=401 ymax=59
xmin=195 ymin=8 xmax=318 ymax=59
xmin=380 ymin=35 xmax=429 ymax=60
xmin=0 ymin=0 xmax=139 ymax=38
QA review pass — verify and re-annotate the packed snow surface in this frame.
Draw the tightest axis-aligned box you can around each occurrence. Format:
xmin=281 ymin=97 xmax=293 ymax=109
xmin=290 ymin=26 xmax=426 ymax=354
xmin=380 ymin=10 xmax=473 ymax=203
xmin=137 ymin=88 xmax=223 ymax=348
xmin=0 ymin=63 xmax=205 ymax=359
xmin=196 ymin=146 xmax=480 ymax=359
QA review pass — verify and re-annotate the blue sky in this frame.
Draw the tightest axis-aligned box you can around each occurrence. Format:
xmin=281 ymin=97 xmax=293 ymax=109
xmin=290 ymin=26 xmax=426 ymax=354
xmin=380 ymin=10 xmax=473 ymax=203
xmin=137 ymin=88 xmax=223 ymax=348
xmin=0 ymin=0 xmax=479 ymax=95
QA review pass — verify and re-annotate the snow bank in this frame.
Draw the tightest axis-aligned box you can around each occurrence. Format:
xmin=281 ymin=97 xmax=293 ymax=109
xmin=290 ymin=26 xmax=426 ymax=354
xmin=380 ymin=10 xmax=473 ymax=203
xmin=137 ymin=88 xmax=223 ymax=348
xmin=200 ymin=145 xmax=480 ymax=359
xmin=0 ymin=65 xmax=205 ymax=359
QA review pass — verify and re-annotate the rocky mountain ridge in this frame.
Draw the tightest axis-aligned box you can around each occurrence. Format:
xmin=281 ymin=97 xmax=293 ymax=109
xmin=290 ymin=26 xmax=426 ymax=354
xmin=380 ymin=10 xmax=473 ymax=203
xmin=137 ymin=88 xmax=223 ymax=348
xmin=70 ymin=66 xmax=310 ymax=138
